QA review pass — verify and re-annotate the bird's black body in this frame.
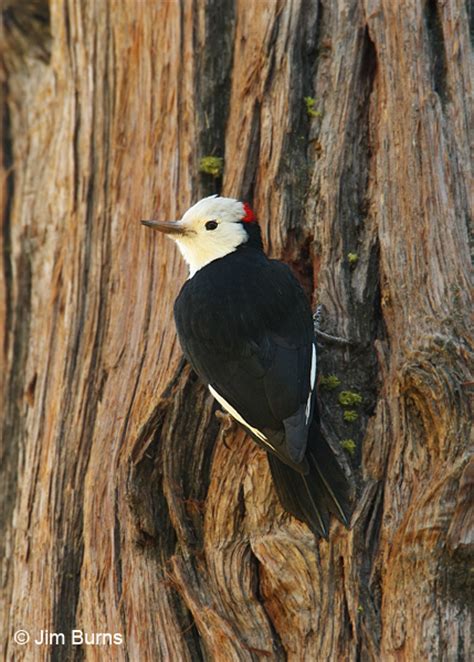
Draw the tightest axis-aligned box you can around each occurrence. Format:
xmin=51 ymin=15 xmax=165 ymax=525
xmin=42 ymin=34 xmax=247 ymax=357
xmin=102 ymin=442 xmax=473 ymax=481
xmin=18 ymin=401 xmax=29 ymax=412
xmin=174 ymin=223 xmax=351 ymax=538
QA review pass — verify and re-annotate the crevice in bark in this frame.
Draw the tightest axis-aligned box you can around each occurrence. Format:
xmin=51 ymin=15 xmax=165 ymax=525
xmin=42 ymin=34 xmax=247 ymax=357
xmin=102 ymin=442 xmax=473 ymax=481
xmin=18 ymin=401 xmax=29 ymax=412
xmin=339 ymin=28 xmax=376 ymax=251
xmin=240 ymin=100 xmax=261 ymax=204
xmin=302 ymin=6 xmax=322 ymax=89
xmin=113 ymin=491 xmax=123 ymax=600
xmin=286 ymin=234 xmax=314 ymax=300
xmin=372 ymin=264 xmax=389 ymax=355
xmin=72 ymin=91 xmax=81 ymax=210
xmin=127 ymin=363 xmax=187 ymax=552
xmin=161 ymin=369 xmax=219 ymax=551
xmin=339 ymin=556 xmax=354 ymax=654
xmin=277 ymin=1 xmax=321 ymax=291
xmin=441 ymin=535 xmax=474 ymax=608
xmin=129 ymin=424 xmax=173 ymax=552
xmin=194 ymin=0 xmax=236 ymax=198
xmin=424 ymin=0 xmax=448 ymax=107
xmin=2 ymin=0 xmax=51 ymax=66
xmin=169 ymin=580 xmax=205 ymax=662
xmin=360 ymin=484 xmax=384 ymax=653
xmin=250 ymin=549 xmax=286 ymax=660
xmin=302 ymin=0 xmax=321 ymax=80
xmin=262 ymin=11 xmax=283 ymax=97
xmin=51 ymin=549 xmax=86 ymax=662
xmin=1 ymin=84 xmax=13 ymax=358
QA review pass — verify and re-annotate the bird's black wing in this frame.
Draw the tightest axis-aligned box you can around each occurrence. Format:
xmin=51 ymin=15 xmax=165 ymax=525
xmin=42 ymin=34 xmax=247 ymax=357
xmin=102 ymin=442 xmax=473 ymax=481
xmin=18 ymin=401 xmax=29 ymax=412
xmin=174 ymin=249 xmax=315 ymax=471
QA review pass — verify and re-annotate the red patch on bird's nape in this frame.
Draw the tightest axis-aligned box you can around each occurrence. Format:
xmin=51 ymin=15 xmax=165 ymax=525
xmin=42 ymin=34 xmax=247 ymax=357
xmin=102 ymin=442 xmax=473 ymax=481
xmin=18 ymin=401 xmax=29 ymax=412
xmin=242 ymin=202 xmax=256 ymax=223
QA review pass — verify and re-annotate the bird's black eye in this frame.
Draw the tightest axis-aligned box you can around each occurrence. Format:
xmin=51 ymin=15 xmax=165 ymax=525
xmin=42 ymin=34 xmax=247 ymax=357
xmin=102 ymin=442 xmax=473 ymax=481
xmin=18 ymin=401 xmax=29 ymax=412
xmin=205 ymin=220 xmax=218 ymax=231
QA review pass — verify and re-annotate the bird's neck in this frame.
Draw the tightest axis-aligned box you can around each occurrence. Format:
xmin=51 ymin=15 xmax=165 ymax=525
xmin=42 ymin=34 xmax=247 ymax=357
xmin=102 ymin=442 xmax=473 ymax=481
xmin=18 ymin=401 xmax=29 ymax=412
xmin=239 ymin=222 xmax=264 ymax=252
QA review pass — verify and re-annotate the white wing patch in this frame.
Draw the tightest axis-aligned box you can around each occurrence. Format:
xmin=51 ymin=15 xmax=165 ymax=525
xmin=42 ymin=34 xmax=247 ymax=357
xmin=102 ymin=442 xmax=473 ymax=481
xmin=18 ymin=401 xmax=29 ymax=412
xmin=310 ymin=343 xmax=317 ymax=389
xmin=305 ymin=343 xmax=317 ymax=423
xmin=208 ymin=385 xmax=269 ymax=443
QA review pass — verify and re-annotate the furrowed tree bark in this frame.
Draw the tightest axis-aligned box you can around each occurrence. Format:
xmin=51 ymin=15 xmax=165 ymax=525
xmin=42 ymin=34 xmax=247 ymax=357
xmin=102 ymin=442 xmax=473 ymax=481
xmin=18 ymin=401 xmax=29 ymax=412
xmin=1 ymin=1 xmax=472 ymax=660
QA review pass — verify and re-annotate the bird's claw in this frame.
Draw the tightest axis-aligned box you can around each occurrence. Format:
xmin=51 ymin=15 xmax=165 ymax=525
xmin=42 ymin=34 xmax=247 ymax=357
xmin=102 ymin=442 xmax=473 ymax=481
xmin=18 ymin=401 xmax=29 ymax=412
xmin=313 ymin=304 xmax=353 ymax=345
xmin=215 ymin=409 xmax=236 ymax=439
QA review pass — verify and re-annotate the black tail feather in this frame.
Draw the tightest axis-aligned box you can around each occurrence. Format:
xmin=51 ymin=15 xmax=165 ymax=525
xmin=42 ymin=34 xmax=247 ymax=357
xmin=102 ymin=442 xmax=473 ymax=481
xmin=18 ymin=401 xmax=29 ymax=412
xmin=267 ymin=421 xmax=352 ymax=538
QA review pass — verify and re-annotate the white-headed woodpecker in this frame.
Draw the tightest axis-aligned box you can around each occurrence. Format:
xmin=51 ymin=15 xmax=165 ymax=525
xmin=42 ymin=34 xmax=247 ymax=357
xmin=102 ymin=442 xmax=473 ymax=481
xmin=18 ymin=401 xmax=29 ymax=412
xmin=142 ymin=195 xmax=351 ymax=538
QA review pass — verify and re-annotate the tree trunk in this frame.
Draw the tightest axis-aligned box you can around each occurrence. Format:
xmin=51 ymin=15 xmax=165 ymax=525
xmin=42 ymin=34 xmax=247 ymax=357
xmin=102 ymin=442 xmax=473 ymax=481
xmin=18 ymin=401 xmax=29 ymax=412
xmin=1 ymin=1 xmax=472 ymax=660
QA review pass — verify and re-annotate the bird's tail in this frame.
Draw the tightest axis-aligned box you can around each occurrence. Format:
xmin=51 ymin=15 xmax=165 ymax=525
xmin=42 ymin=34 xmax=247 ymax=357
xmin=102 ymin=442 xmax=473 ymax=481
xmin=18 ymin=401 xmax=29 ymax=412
xmin=267 ymin=417 xmax=352 ymax=538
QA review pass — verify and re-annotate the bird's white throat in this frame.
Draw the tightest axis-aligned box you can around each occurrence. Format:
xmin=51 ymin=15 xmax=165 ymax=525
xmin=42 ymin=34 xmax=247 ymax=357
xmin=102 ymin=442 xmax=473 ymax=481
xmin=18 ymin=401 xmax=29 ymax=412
xmin=175 ymin=228 xmax=248 ymax=277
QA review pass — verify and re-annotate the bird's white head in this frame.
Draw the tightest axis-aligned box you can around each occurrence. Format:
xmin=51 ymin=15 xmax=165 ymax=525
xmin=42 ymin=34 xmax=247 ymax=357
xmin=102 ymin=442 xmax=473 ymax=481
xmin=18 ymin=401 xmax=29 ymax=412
xmin=142 ymin=195 xmax=257 ymax=276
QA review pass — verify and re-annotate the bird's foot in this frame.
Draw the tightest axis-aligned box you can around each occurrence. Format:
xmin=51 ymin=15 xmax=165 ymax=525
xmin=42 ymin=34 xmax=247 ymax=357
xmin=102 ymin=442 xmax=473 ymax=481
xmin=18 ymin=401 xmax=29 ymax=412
xmin=215 ymin=410 xmax=236 ymax=450
xmin=313 ymin=304 xmax=353 ymax=345
xmin=313 ymin=304 xmax=323 ymax=329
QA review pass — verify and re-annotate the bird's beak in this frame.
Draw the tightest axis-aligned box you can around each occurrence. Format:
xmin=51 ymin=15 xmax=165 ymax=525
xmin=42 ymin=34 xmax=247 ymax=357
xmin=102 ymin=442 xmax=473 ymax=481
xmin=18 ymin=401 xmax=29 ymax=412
xmin=140 ymin=219 xmax=187 ymax=236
